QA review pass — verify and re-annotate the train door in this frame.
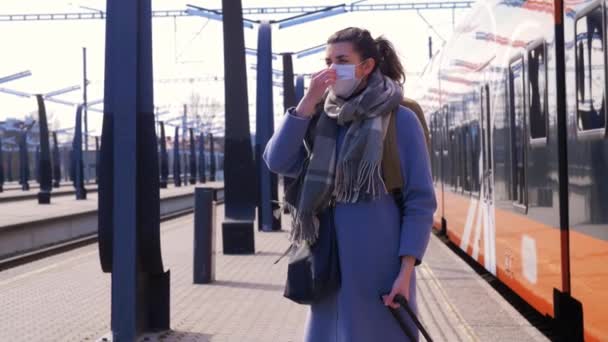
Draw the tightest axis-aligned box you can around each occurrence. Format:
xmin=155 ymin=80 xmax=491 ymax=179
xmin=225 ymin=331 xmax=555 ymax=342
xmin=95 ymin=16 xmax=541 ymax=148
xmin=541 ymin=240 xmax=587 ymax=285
xmin=509 ymin=56 xmax=528 ymax=211
xmin=481 ymin=85 xmax=494 ymax=202
xmin=480 ymin=84 xmax=497 ymax=274
xmin=565 ymin=4 xmax=608 ymax=340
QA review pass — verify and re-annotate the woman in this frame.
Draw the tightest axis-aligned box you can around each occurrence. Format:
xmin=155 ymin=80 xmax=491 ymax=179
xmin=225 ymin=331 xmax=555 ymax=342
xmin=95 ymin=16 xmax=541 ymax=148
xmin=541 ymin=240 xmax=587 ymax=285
xmin=264 ymin=27 xmax=436 ymax=341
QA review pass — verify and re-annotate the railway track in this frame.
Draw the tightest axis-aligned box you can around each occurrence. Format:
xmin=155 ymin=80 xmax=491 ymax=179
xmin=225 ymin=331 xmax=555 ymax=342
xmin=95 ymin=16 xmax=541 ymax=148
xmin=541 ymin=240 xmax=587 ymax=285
xmin=0 ymin=207 xmax=198 ymax=272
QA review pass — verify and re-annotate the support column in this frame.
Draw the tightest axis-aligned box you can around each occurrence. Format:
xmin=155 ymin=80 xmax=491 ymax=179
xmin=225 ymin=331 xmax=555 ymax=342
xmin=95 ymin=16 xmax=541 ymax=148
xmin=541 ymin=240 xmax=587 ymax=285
xmin=95 ymin=136 xmax=100 ymax=184
xmin=282 ymin=53 xmax=297 ymax=112
xmin=256 ymin=21 xmax=280 ymax=232
xmin=83 ymin=47 xmax=89 ymax=162
xmin=221 ymin=0 xmax=256 ymax=254
xmin=6 ymin=149 xmax=12 ymax=183
xmin=0 ymin=137 xmax=4 ymax=192
xmin=19 ymin=131 xmax=29 ymax=191
xmin=282 ymin=54 xmax=299 ymax=214
xmin=189 ymin=128 xmax=197 ymax=185
xmin=36 ymin=95 xmax=52 ymax=203
xmin=198 ymin=133 xmax=206 ymax=183
xmin=34 ymin=146 xmax=40 ymax=184
xmin=73 ymin=105 xmax=87 ymax=199
xmin=99 ymin=0 xmax=170 ymax=339
xmin=295 ymin=75 xmax=305 ymax=104
xmin=209 ymin=133 xmax=216 ymax=182
xmin=173 ymin=126 xmax=182 ymax=187
xmin=52 ymin=132 xmax=61 ymax=188
xmin=159 ymin=122 xmax=168 ymax=188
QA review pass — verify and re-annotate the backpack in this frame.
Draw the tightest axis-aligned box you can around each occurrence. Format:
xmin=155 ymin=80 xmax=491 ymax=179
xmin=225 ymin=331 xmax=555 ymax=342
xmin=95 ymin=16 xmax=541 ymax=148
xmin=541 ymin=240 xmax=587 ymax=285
xmin=383 ymin=98 xmax=429 ymax=224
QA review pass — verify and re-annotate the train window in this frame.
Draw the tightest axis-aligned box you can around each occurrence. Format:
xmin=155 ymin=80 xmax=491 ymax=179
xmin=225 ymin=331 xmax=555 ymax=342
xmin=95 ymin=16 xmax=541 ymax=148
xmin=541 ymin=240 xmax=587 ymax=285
xmin=471 ymin=122 xmax=481 ymax=194
xmin=527 ymin=41 xmax=548 ymax=139
xmin=575 ymin=6 xmax=606 ymax=131
xmin=509 ymin=57 xmax=528 ymax=208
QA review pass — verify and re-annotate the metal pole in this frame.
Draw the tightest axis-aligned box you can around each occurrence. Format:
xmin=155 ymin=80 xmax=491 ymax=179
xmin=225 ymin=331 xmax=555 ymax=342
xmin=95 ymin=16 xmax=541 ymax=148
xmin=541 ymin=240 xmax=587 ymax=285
xmin=0 ymin=137 xmax=4 ymax=192
xmin=282 ymin=53 xmax=297 ymax=112
xmin=183 ymin=104 xmax=187 ymax=143
xmin=73 ymin=105 xmax=87 ymax=199
xmin=294 ymin=75 xmax=304 ymax=105
xmin=173 ymin=126 xmax=181 ymax=187
xmin=198 ymin=133 xmax=206 ymax=183
xmin=189 ymin=128 xmax=197 ymax=185
xmin=285 ymin=59 xmax=301 ymax=216
xmin=83 ymin=47 xmax=89 ymax=181
xmin=256 ymin=21 xmax=279 ymax=232
xmin=101 ymin=0 xmax=170 ymax=339
xmin=19 ymin=131 xmax=29 ymax=191
xmin=193 ymin=188 xmax=216 ymax=284
xmin=428 ymin=36 xmax=433 ymax=60
xmin=221 ymin=0 xmax=256 ymax=254
xmin=159 ymin=122 xmax=168 ymax=188
xmin=36 ymin=94 xmax=52 ymax=203
xmin=209 ymin=133 xmax=216 ymax=182
xmin=95 ymin=136 xmax=100 ymax=184
xmin=52 ymin=132 xmax=61 ymax=187
xmin=553 ymin=0 xmax=583 ymax=340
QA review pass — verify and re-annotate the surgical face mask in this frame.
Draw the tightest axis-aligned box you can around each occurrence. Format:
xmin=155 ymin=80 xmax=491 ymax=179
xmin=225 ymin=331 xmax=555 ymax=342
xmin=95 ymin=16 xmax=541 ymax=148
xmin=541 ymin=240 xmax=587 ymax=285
xmin=330 ymin=62 xmax=364 ymax=98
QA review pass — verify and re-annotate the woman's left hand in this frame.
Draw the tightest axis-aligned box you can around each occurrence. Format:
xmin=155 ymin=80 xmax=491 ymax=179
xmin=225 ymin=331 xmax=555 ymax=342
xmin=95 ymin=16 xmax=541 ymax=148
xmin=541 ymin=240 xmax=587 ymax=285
xmin=382 ymin=256 xmax=415 ymax=309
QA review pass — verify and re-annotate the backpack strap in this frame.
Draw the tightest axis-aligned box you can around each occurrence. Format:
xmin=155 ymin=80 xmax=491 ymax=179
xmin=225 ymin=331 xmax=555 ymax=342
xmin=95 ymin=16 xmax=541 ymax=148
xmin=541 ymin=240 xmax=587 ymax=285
xmin=381 ymin=109 xmax=406 ymax=224
xmin=382 ymin=109 xmax=404 ymax=193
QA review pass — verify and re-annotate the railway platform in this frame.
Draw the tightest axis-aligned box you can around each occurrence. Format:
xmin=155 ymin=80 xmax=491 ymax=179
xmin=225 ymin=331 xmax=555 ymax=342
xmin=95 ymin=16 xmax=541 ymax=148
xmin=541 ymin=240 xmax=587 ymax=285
xmin=0 ymin=183 xmax=99 ymax=203
xmin=0 ymin=203 xmax=551 ymax=342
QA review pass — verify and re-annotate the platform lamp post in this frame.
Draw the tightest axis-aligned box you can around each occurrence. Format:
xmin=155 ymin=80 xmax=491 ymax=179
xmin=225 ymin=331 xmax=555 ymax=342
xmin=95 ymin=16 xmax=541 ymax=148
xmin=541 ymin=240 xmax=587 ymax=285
xmin=98 ymin=0 xmax=170 ymax=340
xmin=36 ymin=94 xmax=53 ymax=204
xmin=159 ymin=121 xmax=169 ymax=188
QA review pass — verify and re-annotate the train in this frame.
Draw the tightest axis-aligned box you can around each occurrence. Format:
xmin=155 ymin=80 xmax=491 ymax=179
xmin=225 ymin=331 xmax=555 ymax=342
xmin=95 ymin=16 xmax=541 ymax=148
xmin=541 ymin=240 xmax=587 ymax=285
xmin=411 ymin=0 xmax=607 ymax=341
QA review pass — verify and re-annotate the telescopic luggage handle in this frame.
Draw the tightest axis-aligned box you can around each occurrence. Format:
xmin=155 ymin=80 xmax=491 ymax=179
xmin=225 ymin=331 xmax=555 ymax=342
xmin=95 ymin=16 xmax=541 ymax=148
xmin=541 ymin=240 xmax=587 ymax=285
xmin=381 ymin=294 xmax=434 ymax=342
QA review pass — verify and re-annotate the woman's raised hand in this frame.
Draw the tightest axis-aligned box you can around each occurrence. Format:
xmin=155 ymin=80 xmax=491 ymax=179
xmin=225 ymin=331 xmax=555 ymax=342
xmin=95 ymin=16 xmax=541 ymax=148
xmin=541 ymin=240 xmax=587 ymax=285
xmin=295 ymin=68 xmax=336 ymax=118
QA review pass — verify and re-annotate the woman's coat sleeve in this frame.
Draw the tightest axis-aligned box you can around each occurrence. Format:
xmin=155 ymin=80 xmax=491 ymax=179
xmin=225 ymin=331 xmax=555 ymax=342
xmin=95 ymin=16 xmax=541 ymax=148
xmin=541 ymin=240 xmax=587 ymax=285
xmin=263 ymin=108 xmax=311 ymax=178
xmin=396 ymin=107 xmax=437 ymax=264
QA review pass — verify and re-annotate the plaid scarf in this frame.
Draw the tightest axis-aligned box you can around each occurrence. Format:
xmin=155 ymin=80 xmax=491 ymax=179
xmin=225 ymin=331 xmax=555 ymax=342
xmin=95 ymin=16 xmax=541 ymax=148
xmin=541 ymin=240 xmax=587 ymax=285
xmin=285 ymin=70 xmax=402 ymax=245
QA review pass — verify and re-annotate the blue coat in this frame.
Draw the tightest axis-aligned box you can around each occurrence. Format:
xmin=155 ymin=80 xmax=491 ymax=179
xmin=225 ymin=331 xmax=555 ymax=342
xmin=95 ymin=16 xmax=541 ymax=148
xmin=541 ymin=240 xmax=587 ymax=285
xmin=264 ymin=106 xmax=437 ymax=342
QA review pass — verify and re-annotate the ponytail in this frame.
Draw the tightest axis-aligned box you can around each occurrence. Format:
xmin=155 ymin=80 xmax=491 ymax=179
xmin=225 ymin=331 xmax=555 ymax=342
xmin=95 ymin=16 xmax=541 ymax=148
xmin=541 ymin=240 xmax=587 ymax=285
xmin=375 ymin=36 xmax=406 ymax=85
xmin=327 ymin=27 xmax=406 ymax=86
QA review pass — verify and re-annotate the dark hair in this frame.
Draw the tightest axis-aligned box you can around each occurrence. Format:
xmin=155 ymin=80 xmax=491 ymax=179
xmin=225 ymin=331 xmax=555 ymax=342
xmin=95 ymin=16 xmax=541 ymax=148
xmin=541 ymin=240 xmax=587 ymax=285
xmin=327 ymin=27 xmax=406 ymax=85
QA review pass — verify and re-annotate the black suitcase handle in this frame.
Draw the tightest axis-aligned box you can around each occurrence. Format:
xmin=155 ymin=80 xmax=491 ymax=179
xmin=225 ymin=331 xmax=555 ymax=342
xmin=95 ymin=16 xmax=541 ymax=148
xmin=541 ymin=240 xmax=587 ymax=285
xmin=380 ymin=294 xmax=434 ymax=342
